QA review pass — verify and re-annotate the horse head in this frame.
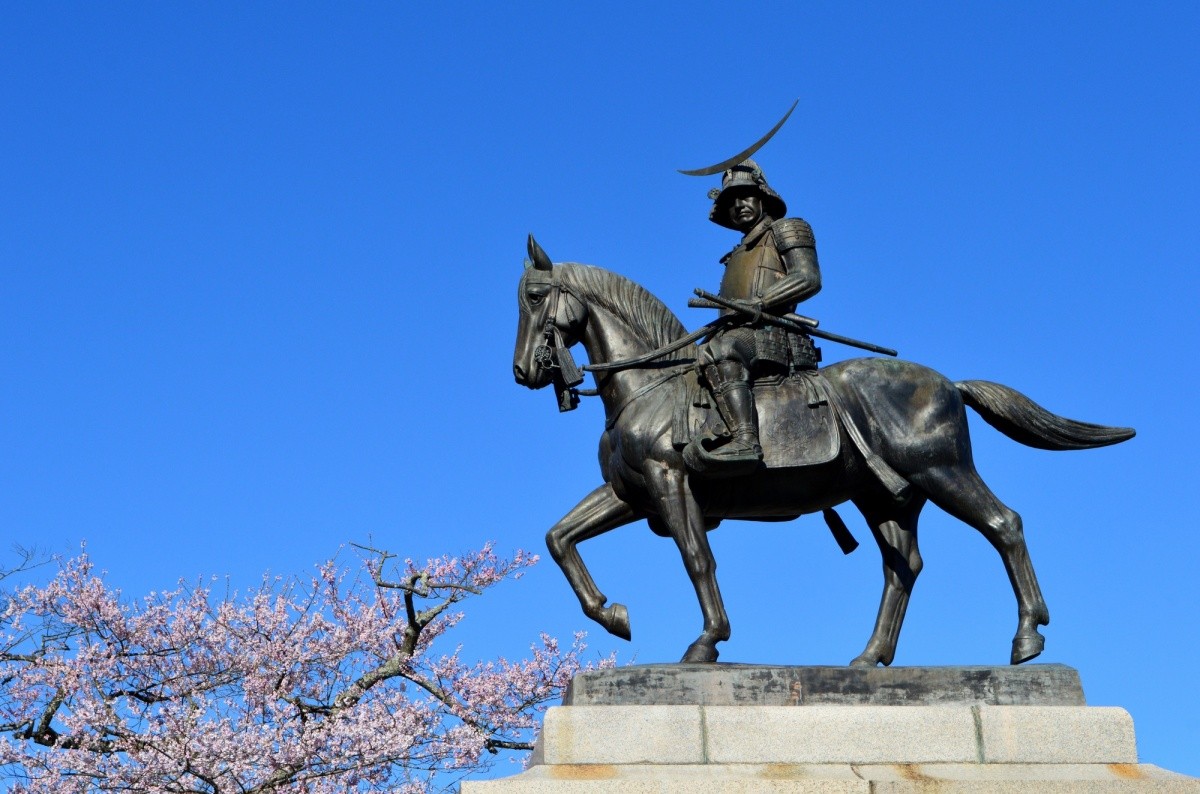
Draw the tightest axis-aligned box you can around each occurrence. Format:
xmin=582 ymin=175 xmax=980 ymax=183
xmin=513 ymin=235 xmax=589 ymax=390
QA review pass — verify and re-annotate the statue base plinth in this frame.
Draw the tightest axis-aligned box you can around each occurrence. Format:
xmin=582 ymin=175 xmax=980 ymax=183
xmin=462 ymin=664 xmax=1199 ymax=792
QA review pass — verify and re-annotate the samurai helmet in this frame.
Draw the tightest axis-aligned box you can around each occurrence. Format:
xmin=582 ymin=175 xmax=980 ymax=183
xmin=707 ymin=159 xmax=787 ymax=230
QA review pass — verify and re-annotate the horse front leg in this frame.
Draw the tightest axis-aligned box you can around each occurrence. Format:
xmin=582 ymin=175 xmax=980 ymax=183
xmin=645 ymin=461 xmax=730 ymax=663
xmin=546 ymin=483 xmax=641 ymax=640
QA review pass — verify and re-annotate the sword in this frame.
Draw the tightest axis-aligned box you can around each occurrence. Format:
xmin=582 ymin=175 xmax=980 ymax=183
xmin=689 ymin=295 xmax=819 ymax=329
xmin=690 ymin=289 xmax=899 ymax=358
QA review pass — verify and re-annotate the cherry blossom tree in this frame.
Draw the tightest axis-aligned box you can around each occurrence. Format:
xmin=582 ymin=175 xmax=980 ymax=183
xmin=0 ymin=543 xmax=600 ymax=793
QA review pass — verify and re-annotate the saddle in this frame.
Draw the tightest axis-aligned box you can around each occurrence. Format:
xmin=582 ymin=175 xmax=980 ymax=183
xmin=673 ymin=369 xmax=840 ymax=469
xmin=674 ymin=367 xmax=911 ymax=503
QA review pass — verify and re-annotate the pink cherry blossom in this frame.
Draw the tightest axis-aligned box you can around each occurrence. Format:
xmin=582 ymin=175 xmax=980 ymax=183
xmin=0 ymin=544 xmax=610 ymax=793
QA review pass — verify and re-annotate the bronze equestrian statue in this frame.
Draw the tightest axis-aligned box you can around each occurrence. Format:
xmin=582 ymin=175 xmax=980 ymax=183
xmin=512 ymin=161 xmax=1133 ymax=667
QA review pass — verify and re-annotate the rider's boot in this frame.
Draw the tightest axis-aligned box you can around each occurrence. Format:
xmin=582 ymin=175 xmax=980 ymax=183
xmin=686 ymin=361 xmax=763 ymax=476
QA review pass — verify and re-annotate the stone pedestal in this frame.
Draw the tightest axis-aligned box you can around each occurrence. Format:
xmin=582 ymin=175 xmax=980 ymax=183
xmin=462 ymin=664 xmax=1199 ymax=792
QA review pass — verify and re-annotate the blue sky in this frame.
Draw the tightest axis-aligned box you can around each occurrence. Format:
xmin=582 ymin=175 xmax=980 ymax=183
xmin=2 ymin=2 xmax=1197 ymax=780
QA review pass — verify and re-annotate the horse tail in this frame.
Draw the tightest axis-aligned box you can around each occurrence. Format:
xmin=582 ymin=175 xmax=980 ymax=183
xmin=955 ymin=380 xmax=1135 ymax=451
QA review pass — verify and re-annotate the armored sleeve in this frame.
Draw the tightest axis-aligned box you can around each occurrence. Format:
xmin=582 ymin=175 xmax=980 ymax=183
xmin=759 ymin=218 xmax=821 ymax=309
xmin=771 ymin=218 xmax=816 ymax=252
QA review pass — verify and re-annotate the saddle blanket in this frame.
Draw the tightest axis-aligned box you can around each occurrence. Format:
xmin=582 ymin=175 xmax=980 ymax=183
xmin=674 ymin=369 xmax=841 ymax=469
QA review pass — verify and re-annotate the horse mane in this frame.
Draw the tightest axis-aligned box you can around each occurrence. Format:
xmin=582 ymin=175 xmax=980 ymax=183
xmin=558 ymin=263 xmax=690 ymax=358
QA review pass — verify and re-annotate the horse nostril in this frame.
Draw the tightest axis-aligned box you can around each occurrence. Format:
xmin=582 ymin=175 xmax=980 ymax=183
xmin=513 ymin=363 xmax=525 ymax=382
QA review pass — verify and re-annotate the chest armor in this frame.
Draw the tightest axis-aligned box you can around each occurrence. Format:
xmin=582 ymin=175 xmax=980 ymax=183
xmin=719 ymin=229 xmax=788 ymax=308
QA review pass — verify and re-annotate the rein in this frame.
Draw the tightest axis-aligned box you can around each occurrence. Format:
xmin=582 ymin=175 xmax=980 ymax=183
xmin=582 ymin=316 xmax=730 ymax=373
xmin=534 ymin=270 xmax=703 ymax=417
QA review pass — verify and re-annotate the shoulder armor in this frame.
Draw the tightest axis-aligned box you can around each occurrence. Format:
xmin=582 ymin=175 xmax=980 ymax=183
xmin=771 ymin=217 xmax=815 ymax=252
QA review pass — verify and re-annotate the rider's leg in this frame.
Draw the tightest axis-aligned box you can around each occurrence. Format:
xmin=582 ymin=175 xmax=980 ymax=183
xmin=705 ymin=360 xmax=761 ymax=461
xmin=698 ymin=331 xmax=763 ymax=467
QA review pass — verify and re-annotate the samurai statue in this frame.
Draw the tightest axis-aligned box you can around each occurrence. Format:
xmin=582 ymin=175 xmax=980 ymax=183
xmin=685 ymin=159 xmax=823 ymax=476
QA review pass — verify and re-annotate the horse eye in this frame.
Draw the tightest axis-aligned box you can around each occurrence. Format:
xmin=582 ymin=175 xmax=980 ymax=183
xmin=528 ymin=292 xmax=545 ymax=305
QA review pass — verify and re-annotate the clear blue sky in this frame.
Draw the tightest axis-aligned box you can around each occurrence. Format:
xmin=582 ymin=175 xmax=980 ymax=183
xmin=3 ymin=2 xmax=1197 ymax=780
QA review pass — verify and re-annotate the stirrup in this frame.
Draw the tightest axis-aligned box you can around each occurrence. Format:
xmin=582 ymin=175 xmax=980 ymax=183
xmin=683 ymin=435 xmax=763 ymax=478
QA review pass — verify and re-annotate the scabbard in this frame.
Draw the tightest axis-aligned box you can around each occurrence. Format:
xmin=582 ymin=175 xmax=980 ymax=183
xmin=691 ymin=289 xmax=898 ymax=357
xmin=688 ymin=297 xmax=819 ymax=329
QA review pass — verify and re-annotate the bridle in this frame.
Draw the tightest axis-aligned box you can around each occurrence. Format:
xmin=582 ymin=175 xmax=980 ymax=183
xmin=527 ymin=266 xmax=699 ymax=416
xmin=529 ymin=267 xmax=587 ymax=412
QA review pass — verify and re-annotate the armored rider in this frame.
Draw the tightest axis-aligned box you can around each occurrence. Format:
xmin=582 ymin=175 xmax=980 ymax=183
xmin=687 ymin=159 xmax=822 ymax=475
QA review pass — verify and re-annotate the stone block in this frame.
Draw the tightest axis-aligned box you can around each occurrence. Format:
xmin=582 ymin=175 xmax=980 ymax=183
xmin=538 ymin=706 xmax=704 ymax=765
xmin=465 ymin=666 xmax=1199 ymax=792
xmin=863 ymin=761 xmax=1200 ymax=792
xmin=564 ymin=664 xmax=1085 ymax=707
xmin=461 ymin=763 xmax=869 ymax=792
xmin=463 ymin=763 xmax=1200 ymax=793
xmin=703 ymin=705 xmax=978 ymax=764
xmin=977 ymin=706 xmax=1137 ymax=764
xmin=462 ymin=763 xmax=1200 ymax=792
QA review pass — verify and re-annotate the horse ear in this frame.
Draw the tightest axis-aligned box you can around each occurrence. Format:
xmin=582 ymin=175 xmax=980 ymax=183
xmin=527 ymin=234 xmax=553 ymax=271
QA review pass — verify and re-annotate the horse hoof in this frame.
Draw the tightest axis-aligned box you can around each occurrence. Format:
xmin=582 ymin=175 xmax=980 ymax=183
xmin=681 ymin=642 xmax=719 ymax=663
xmin=1011 ymin=632 xmax=1045 ymax=665
xmin=601 ymin=603 xmax=631 ymax=641
xmin=849 ymin=654 xmax=879 ymax=668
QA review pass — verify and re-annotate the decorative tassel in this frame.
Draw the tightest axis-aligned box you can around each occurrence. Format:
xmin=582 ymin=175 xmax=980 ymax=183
xmin=556 ymin=345 xmax=585 ymax=388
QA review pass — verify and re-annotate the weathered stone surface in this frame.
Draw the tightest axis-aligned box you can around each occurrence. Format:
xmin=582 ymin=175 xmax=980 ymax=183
xmin=462 ymin=763 xmax=867 ymax=793
xmin=864 ymin=762 xmax=1200 ymax=792
xmin=563 ymin=663 xmax=1085 ymax=707
xmin=528 ymin=704 xmax=1142 ymax=767
xmin=704 ymin=705 xmax=978 ymax=764
xmin=977 ymin=706 xmax=1137 ymax=764
xmin=464 ymin=772 xmax=865 ymax=792
xmin=462 ymin=763 xmax=1200 ymax=792
xmin=464 ymin=666 xmax=1199 ymax=792
xmin=538 ymin=706 xmax=704 ymax=765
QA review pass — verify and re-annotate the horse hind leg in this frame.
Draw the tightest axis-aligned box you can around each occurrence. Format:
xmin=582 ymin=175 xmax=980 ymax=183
xmin=912 ymin=464 xmax=1050 ymax=664
xmin=849 ymin=496 xmax=926 ymax=667
xmin=545 ymin=483 xmax=642 ymax=640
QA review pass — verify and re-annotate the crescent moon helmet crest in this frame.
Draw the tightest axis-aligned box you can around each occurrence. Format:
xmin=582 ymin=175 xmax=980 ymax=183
xmin=677 ymin=99 xmax=799 ymax=177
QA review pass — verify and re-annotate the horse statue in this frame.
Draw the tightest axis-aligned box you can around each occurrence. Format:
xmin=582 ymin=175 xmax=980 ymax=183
xmin=512 ymin=235 xmax=1134 ymax=666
